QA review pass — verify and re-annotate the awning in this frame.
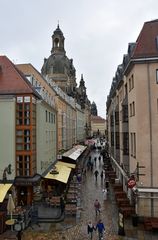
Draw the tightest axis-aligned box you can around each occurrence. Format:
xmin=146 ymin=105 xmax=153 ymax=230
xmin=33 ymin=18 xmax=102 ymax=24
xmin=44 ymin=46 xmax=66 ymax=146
xmin=57 ymin=161 xmax=76 ymax=169
xmin=62 ymin=145 xmax=87 ymax=161
xmin=44 ymin=164 xmax=71 ymax=183
xmin=14 ymin=174 xmax=41 ymax=186
xmin=0 ymin=183 xmax=12 ymax=203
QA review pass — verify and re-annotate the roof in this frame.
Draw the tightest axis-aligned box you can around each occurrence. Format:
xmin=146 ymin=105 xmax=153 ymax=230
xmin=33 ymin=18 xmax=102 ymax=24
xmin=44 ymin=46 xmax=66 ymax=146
xmin=132 ymin=19 xmax=158 ymax=58
xmin=0 ymin=56 xmax=40 ymax=97
xmin=91 ymin=115 xmax=106 ymax=123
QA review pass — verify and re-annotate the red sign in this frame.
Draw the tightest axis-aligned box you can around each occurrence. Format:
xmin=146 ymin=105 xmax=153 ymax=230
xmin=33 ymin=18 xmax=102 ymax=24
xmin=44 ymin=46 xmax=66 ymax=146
xmin=127 ymin=178 xmax=136 ymax=189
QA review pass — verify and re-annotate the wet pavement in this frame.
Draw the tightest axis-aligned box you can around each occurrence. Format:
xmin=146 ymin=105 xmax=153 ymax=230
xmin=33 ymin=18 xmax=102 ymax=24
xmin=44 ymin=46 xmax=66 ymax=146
xmin=1 ymin=148 xmax=158 ymax=239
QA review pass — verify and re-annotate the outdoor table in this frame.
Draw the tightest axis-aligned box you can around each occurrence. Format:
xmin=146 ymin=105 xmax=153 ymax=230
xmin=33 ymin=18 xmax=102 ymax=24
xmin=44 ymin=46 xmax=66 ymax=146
xmin=5 ymin=219 xmax=15 ymax=225
xmin=5 ymin=219 xmax=15 ymax=231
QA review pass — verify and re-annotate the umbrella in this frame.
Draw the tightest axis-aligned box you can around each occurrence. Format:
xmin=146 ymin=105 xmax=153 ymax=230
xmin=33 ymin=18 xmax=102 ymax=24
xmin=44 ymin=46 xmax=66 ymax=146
xmin=7 ymin=194 xmax=15 ymax=220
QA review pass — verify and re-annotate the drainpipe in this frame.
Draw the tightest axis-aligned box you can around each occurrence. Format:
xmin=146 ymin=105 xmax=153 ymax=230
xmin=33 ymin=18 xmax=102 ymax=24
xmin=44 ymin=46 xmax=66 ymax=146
xmin=147 ymin=63 xmax=153 ymax=216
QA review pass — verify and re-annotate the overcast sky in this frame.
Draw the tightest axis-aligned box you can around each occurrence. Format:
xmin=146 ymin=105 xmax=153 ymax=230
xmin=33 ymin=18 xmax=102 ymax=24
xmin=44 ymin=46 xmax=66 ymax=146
xmin=1 ymin=0 xmax=158 ymax=118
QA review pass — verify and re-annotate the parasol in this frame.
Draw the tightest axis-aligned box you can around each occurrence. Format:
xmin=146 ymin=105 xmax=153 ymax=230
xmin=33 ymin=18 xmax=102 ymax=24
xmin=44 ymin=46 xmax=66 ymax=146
xmin=7 ymin=194 xmax=15 ymax=220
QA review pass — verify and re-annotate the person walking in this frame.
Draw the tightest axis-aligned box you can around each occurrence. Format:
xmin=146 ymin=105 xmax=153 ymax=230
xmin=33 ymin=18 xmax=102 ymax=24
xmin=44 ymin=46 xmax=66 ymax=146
xmin=100 ymin=170 xmax=103 ymax=181
xmin=94 ymin=170 xmax=99 ymax=181
xmin=60 ymin=195 xmax=65 ymax=215
xmin=102 ymin=188 xmax=107 ymax=201
xmin=87 ymin=221 xmax=95 ymax=239
xmin=94 ymin=199 xmax=101 ymax=216
xmin=96 ymin=219 xmax=105 ymax=240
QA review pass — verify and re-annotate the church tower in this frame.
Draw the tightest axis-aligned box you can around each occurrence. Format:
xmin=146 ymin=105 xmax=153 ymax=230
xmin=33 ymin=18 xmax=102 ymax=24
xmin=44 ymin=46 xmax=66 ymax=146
xmin=51 ymin=24 xmax=65 ymax=55
xmin=41 ymin=25 xmax=77 ymax=97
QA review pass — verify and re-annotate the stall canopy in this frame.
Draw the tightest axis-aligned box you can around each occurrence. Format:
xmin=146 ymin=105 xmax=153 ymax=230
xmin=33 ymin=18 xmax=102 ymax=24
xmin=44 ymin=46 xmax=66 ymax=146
xmin=44 ymin=164 xmax=71 ymax=183
xmin=0 ymin=183 xmax=12 ymax=203
xmin=57 ymin=161 xmax=76 ymax=169
xmin=62 ymin=145 xmax=87 ymax=161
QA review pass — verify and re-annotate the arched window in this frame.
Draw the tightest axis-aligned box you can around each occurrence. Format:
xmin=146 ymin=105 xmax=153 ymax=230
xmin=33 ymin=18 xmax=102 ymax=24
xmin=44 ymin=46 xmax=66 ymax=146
xmin=54 ymin=38 xmax=59 ymax=47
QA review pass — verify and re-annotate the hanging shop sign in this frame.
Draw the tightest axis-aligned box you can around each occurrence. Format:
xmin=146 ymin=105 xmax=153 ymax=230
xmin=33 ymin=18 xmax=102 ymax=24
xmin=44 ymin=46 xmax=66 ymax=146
xmin=127 ymin=178 xmax=136 ymax=189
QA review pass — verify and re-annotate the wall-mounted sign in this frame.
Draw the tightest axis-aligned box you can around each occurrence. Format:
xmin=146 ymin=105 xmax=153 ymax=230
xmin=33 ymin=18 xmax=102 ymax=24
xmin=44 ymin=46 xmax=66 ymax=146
xmin=127 ymin=178 xmax=136 ymax=189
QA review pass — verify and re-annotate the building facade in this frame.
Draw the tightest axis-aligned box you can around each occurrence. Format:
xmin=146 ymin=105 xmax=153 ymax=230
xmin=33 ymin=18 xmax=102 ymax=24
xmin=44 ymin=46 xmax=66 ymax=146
xmin=107 ymin=20 xmax=158 ymax=217
xmin=91 ymin=115 xmax=106 ymax=137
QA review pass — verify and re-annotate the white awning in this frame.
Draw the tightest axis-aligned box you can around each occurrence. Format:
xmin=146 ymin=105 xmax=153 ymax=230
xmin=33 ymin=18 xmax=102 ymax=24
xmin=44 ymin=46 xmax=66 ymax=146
xmin=63 ymin=145 xmax=87 ymax=161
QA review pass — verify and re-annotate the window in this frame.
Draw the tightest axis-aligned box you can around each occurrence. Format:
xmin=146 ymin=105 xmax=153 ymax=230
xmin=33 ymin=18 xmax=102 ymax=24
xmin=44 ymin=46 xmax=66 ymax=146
xmin=123 ymin=132 xmax=129 ymax=155
xmin=129 ymin=102 xmax=135 ymax=117
xmin=111 ymin=132 xmax=114 ymax=146
xmin=46 ymin=110 xmax=48 ymax=122
xmin=122 ymin=105 xmax=128 ymax=122
xmin=125 ymin=83 xmax=128 ymax=96
xmin=16 ymin=155 xmax=30 ymax=176
xmin=156 ymin=69 xmax=158 ymax=84
xmin=49 ymin=112 xmax=51 ymax=122
xmin=110 ymin=114 xmax=114 ymax=126
xmin=129 ymin=74 xmax=134 ymax=91
xmin=129 ymin=78 xmax=131 ymax=91
xmin=133 ymin=102 xmax=135 ymax=116
xmin=130 ymin=103 xmax=132 ymax=117
xmin=131 ymin=75 xmax=134 ymax=89
xmin=130 ymin=132 xmax=136 ymax=157
xmin=115 ymin=111 xmax=119 ymax=125
xmin=119 ymin=89 xmax=123 ymax=102
xmin=116 ymin=132 xmax=120 ymax=149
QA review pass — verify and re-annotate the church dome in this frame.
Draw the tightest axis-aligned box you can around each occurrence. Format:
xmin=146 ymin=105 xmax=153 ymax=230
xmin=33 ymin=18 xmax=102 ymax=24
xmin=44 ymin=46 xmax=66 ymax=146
xmin=41 ymin=54 xmax=75 ymax=76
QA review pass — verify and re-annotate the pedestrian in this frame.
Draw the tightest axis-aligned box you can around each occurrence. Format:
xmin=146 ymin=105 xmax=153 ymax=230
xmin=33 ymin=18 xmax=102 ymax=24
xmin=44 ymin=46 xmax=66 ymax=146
xmin=77 ymin=172 xmax=82 ymax=182
xmin=60 ymin=195 xmax=65 ymax=214
xmin=90 ymin=162 xmax=94 ymax=172
xmin=100 ymin=171 xmax=103 ymax=180
xmin=83 ymin=168 xmax=87 ymax=177
xmin=16 ymin=230 xmax=22 ymax=240
xmin=105 ymin=180 xmax=109 ymax=192
xmin=94 ymin=199 xmax=101 ymax=216
xmin=94 ymin=170 xmax=99 ymax=181
xmin=102 ymin=188 xmax=107 ymax=201
xmin=96 ymin=219 xmax=105 ymax=240
xmin=87 ymin=221 xmax=95 ymax=239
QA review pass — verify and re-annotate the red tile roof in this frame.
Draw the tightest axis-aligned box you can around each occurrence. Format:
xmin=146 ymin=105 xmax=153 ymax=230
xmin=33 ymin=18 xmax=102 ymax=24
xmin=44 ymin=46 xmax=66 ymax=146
xmin=132 ymin=19 xmax=158 ymax=58
xmin=0 ymin=55 xmax=40 ymax=97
